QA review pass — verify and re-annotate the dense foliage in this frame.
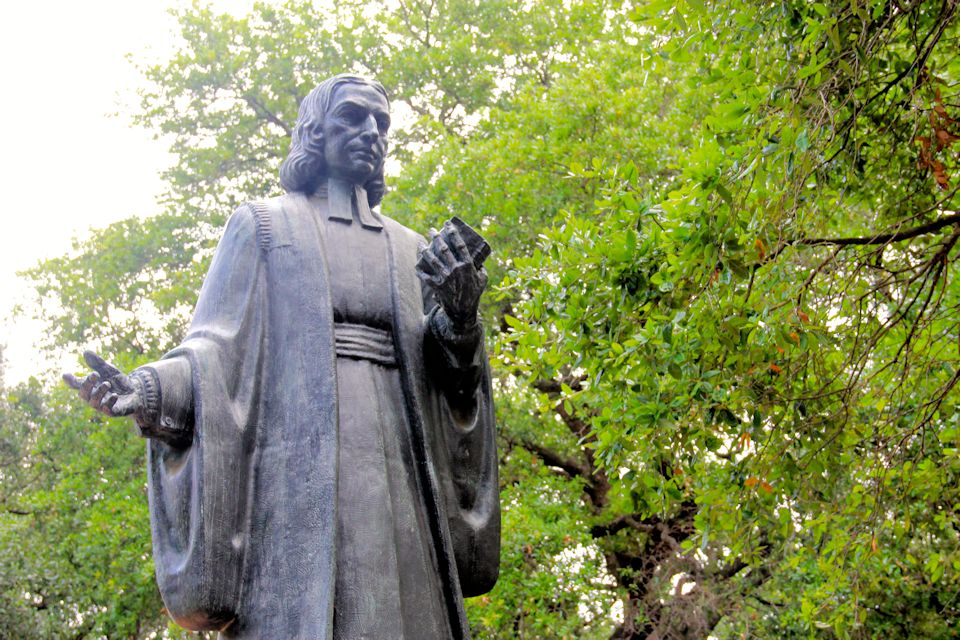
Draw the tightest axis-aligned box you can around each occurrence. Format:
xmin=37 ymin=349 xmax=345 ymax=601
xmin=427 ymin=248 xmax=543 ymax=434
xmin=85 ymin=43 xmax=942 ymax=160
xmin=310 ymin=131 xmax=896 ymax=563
xmin=3 ymin=1 xmax=958 ymax=638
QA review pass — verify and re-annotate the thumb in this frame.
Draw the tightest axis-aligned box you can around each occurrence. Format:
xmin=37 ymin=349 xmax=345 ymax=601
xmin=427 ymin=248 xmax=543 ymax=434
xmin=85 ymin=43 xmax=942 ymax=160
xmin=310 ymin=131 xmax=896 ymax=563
xmin=84 ymin=350 xmax=122 ymax=378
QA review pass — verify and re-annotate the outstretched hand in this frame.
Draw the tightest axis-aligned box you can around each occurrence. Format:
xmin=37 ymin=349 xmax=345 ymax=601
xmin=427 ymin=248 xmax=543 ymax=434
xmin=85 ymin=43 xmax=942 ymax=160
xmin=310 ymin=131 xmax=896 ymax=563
xmin=416 ymin=221 xmax=488 ymax=330
xmin=63 ymin=351 xmax=142 ymax=417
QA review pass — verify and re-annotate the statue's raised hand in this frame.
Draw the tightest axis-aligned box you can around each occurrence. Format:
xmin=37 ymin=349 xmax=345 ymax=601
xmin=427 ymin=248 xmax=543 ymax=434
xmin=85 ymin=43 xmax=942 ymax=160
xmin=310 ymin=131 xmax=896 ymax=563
xmin=416 ymin=221 xmax=488 ymax=331
xmin=63 ymin=351 xmax=142 ymax=417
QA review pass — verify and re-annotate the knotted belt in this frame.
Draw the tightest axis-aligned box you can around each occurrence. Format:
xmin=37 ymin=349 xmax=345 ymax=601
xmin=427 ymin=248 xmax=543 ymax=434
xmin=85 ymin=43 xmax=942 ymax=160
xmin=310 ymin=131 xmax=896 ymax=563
xmin=333 ymin=322 xmax=397 ymax=367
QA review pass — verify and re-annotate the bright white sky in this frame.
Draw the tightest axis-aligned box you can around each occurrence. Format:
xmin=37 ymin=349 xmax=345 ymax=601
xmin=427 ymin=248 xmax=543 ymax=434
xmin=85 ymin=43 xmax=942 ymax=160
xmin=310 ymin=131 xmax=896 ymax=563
xmin=0 ymin=0 xmax=256 ymax=384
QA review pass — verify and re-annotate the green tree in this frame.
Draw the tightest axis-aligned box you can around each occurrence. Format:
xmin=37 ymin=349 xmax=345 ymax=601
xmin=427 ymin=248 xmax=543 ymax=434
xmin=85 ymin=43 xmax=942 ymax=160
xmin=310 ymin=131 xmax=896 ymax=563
xmin=502 ymin=0 xmax=960 ymax=637
xmin=0 ymin=365 xmax=166 ymax=637
xmin=11 ymin=1 xmax=960 ymax=638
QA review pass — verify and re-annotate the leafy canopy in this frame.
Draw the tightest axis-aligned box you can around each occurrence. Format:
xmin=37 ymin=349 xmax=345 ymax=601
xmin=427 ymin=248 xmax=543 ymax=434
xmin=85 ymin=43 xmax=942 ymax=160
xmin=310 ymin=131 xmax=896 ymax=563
xmin=5 ymin=1 xmax=959 ymax=638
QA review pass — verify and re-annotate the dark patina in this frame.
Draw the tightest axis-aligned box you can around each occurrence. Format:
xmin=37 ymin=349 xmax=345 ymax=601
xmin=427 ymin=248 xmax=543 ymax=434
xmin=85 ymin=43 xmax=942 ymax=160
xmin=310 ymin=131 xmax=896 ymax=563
xmin=65 ymin=74 xmax=499 ymax=639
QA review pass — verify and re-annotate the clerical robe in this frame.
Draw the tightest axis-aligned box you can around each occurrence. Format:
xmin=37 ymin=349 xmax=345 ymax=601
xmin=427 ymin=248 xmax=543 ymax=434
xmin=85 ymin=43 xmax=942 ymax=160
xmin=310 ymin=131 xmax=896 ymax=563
xmin=137 ymin=190 xmax=500 ymax=638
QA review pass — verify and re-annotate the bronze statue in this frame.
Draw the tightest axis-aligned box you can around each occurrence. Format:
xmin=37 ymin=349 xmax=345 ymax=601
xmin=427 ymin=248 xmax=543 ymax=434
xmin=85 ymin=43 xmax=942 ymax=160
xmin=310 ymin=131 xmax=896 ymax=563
xmin=64 ymin=74 xmax=499 ymax=639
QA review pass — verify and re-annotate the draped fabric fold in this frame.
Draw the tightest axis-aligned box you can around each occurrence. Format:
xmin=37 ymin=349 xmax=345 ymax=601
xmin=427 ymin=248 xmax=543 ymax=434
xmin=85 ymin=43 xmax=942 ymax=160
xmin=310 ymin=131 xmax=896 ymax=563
xmin=145 ymin=192 xmax=499 ymax=639
xmin=334 ymin=322 xmax=397 ymax=367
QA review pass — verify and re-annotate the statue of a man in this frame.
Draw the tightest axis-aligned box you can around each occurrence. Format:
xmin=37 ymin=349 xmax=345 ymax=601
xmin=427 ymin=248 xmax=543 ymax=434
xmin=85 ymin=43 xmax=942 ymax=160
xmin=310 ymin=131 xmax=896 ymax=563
xmin=64 ymin=74 xmax=499 ymax=639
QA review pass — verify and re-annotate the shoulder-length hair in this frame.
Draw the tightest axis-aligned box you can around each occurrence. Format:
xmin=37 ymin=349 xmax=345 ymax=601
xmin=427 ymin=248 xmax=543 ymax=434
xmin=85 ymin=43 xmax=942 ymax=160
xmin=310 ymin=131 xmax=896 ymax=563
xmin=279 ymin=74 xmax=389 ymax=207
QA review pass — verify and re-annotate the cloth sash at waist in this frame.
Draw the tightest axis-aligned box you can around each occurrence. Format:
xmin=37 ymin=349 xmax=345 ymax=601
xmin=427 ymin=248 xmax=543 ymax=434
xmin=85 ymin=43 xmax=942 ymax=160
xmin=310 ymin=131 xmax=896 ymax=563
xmin=334 ymin=322 xmax=397 ymax=367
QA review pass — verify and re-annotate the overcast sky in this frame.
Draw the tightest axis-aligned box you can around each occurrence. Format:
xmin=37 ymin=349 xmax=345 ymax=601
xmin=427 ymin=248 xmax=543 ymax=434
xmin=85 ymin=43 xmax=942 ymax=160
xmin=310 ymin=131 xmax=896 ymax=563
xmin=0 ymin=0 xmax=254 ymax=383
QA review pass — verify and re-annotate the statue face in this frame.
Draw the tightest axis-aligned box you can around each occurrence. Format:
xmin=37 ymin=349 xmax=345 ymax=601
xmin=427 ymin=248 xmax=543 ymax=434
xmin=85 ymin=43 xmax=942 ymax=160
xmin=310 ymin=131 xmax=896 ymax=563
xmin=322 ymin=83 xmax=390 ymax=185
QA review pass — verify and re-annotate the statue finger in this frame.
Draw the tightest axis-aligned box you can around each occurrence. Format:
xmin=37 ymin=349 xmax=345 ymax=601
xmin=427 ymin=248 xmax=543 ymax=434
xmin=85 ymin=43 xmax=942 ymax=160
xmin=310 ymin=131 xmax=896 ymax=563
xmin=80 ymin=371 xmax=100 ymax=400
xmin=84 ymin=350 xmax=122 ymax=379
xmin=101 ymin=392 xmax=119 ymax=413
xmin=62 ymin=372 xmax=83 ymax=390
xmin=445 ymin=225 xmax=470 ymax=263
xmin=421 ymin=247 xmax=442 ymax=270
xmin=421 ymin=249 xmax=450 ymax=278
xmin=432 ymin=235 xmax=457 ymax=269
xmin=415 ymin=255 xmax=444 ymax=286
xmin=89 ymin=381 xmax=111 ymax=408
xmin=415 ymin=268 xmax=434 ymax=285
xmin=416 ymin=251 xmax=437 ymax=278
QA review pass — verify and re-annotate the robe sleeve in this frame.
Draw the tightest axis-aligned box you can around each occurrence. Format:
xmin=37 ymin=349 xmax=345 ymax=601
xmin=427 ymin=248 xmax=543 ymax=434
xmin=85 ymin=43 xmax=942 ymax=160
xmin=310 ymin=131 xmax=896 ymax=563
xmin=129 ymin=359 xmax=193 ymax=448
xmin=143 ymin=205 xmax=266 ymax=631
xmin=424 ymin=307 xmax=483 ymax=413
xmin=422 ymin=286 xmax=500 ymax=598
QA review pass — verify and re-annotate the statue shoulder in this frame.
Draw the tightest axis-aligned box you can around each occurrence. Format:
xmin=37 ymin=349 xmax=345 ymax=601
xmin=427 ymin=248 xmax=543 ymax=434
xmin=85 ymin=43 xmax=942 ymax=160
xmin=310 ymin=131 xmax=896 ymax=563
xmin=378 ymin=213 xmax=427 ymax=246
xmin=232 ymin=195 xmax=290 ymax=252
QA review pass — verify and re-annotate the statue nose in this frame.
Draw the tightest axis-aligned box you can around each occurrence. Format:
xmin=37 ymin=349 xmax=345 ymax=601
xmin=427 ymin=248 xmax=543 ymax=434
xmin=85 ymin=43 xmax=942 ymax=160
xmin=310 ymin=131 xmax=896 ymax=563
xmin=359 ymin=114 xmax=379 ymax=143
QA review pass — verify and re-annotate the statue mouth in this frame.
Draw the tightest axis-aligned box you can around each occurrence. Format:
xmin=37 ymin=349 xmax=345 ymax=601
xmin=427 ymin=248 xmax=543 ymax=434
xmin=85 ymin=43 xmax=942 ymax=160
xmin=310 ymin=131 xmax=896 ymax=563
xmin=349 ymin=145 xmax=381 ymax=165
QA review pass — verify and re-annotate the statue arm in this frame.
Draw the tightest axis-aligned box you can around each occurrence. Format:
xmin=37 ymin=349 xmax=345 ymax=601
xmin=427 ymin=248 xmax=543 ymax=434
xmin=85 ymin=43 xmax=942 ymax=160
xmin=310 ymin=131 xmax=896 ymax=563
xmin=417 ymin=219 xmax=488 ymax=411
xmin=128 ymin=359 xmax=194 ymax=448
xmin=424 ymin=305 xmax=484 ymax=412
xmin=63 ymin=204 xmax=265 ymax=630
xmin=147 ymin=204 xmax=267 ymax=631
xmin=416 ymin=225 xmax=500 ymax=597
xmin=62 ymin=351 xmax=194 ymax=449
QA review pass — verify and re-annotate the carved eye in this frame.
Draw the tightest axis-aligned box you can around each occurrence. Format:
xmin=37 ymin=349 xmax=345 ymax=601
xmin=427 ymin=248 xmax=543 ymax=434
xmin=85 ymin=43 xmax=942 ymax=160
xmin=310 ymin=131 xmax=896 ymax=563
xmin=340 ymin=105 xmax=366 ymax=124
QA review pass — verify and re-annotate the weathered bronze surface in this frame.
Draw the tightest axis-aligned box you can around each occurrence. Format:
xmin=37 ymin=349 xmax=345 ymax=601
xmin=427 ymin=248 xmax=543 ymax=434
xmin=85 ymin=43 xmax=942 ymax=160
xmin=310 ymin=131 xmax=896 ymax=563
xmin=64 ymin=74 xmax=499 ymax=639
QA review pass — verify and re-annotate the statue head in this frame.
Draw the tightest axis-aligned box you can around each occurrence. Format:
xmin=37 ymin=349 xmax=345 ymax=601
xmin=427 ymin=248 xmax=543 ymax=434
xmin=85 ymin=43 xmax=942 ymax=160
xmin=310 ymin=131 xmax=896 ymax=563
xmin=280 ymin=74 xmax=390 ymax=206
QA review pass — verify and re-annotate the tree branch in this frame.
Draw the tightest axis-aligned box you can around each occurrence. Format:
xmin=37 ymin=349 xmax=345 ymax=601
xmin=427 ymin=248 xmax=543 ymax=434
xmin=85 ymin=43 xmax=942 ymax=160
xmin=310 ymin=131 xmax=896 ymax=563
xmin=519 ymin=439 xmax=589 ymax=479
xmin=590 ymin=513 xmax=656 ymax=538
xmin=243 ymin=95 xmax=292 ymax=136
xmin=531 ymin=375 xmax=585 ymax=395
xmin=765 ymin=211 xmax=960 ymax=263
xmin=796 ymin=212 xmax=960 ymax=246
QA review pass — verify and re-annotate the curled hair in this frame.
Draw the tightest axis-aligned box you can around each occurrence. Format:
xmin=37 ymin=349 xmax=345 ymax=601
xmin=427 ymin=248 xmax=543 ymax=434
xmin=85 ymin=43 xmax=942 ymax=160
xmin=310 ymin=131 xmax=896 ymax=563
xmin=279 ymin=74 xmax=389 ymax=206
